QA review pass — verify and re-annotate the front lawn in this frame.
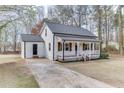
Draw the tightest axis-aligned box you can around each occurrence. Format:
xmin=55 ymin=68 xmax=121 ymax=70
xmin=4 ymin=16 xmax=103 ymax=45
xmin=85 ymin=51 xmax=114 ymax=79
xmin=0 ymin=54 xmax=22 ymax=64
xmin=0 ymin=55 xmax=39 ymax=88
xmin=58 ymin=55 xmax=124 ymax=88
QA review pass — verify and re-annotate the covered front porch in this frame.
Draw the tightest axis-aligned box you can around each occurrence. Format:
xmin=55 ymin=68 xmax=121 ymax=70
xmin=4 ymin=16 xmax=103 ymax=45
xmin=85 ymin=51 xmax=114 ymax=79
xmin=55 ymin=35 xmax=100 ymax=62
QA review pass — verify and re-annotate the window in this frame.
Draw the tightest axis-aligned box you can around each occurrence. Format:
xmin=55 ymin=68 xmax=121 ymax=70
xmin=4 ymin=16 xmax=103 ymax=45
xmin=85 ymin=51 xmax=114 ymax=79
xmin=45 ymin=29 xmax=47 ymax=36
xmin=69 ymin=43 xmax=72 ymax=51
xmin=65 ymin=43 xmax=69 ymax=51
xmin=75 ymin=43 xmax=77 ymax=51
xmin=49 ymin=43 xmax=51 ymax=51
xmin=83 ymin=43 xmax=89 ymax=50
xmin=65 ymin=43 xmax=72 ymax=51
xmin=58 ymin=42 xmax=62 ymax=51
xmin=94 ymin=43 xmax=99 ymax=50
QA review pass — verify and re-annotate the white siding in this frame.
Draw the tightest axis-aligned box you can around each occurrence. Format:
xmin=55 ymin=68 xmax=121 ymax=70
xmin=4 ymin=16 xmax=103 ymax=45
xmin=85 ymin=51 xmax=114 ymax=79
xmin=21 ymin=42 xmax=45 ymax=59
xmin=21 ymin=42 xmax=24 ymax=58
xmin=41 ymin=25 xmax=54 ymax=60
xmin=25 ymin=42 xmax=32 ymax=58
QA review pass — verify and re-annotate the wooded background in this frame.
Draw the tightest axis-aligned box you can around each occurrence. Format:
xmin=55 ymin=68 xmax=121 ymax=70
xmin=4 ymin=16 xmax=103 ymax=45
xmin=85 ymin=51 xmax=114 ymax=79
xmin=0 ymin=5 xmax=123 ymax=55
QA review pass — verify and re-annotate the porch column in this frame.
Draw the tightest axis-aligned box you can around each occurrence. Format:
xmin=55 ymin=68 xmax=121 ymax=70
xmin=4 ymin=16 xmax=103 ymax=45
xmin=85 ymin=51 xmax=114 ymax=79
xmin=62 ymin=40 xmax=65 ymax=61
xmin=77 ymin=42 xmax=80 ymax=57
xmin=98 ymin=42 xmax=100 ymax=54
xmin=89 ymin=42 xmax=91 ymax=51
xmin=93 ymin=43 xmax=95 ymax=53
xmin=89 ymin=42 xmax=91 ymax=59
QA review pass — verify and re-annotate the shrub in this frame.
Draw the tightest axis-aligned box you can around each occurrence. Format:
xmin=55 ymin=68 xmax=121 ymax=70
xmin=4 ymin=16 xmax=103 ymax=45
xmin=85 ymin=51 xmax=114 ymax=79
xmin=103 ymin=45 xmax=119 ymax=54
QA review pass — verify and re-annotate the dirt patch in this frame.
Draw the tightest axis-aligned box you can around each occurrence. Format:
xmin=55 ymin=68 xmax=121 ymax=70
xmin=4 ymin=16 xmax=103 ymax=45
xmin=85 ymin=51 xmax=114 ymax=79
xmin=0 ymin=61 xmax=39 ymax=88
xmin=0 ymin=54 xmax=23 ymax=64
xmin=58 ymin=56 xmax=124 ymax=88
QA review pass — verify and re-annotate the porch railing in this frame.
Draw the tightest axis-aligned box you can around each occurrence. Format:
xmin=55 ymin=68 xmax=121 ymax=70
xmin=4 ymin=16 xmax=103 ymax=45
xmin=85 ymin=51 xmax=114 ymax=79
xmin=56 ymin=50 xmax=100 ymax=61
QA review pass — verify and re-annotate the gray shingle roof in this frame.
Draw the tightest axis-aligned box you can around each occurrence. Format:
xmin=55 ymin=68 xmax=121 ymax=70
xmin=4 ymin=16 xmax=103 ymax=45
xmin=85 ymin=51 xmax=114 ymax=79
xmin=21 ymin=34 xmax=44 ymax=42
xmin=45 ymin=22 xmax=96 ymax=37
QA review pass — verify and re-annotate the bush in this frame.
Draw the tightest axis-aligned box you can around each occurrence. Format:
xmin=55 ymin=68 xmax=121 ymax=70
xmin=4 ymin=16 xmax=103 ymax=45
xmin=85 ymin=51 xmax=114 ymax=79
xmin=100 ymin=52 xmax=109 ymax=59
xmin=103 ymin=45 xmax=119 ymax=54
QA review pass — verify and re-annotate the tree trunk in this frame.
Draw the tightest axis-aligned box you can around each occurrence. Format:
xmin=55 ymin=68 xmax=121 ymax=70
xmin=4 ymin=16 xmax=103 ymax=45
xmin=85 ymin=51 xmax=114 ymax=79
xmin=104 ymin=6 xmax=108 ymax=49
xmin=13 ymin=28 xmax=17 ymax=52
xmin=78 ymin=12 xmax=81 ymax=27
xmin=118 ymin=6 xmax=124 ymax=55
xmin=97 ymin=6 xmax=102 ymax=54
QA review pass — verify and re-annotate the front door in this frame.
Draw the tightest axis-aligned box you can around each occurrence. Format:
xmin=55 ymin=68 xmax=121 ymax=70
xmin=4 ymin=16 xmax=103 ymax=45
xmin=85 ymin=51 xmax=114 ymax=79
xmin=75 ymin=43 xmax=77 ymax=55
xmin=33 ymin=44 xmax=37 ymax=55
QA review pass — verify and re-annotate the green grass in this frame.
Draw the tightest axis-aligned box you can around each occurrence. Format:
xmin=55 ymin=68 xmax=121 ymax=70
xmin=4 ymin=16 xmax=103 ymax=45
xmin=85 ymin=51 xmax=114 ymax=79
xmin=16 ymin=74 xmax=39 ymax=88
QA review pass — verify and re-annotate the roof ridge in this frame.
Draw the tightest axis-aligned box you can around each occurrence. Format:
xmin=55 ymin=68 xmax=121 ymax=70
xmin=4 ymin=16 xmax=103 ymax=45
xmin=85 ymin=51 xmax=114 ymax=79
xmin=45 ymin=21 xmax=83 ymax=29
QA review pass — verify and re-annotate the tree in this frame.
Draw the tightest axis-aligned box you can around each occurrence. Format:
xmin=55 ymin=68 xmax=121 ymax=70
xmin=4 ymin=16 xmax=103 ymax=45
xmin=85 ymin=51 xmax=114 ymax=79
xmin=92 ymin=5 xmax=103 ymax=53
xmin=118 ymin=6 xmax=124 ymax=55
xmin=0 ymin=5 xmax=41 ymax=53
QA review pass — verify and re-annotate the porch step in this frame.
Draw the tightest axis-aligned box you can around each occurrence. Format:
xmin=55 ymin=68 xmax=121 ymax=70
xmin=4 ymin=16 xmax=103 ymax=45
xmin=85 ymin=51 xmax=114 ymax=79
xmin=33 ymin=55 xmax=39 ymax=58
xmin=57 ymin=57 xmax=85 ymax=62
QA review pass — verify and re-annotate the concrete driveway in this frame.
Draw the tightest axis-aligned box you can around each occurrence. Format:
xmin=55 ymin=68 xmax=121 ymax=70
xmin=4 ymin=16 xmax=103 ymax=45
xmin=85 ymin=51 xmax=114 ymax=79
xmin=26 ymin=59 xmax=113 ymax=88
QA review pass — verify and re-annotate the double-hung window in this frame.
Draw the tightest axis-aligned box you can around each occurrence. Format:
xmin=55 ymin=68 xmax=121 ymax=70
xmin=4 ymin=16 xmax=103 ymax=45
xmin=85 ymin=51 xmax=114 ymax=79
xmin=65 ymin=43 xmax=72 ymax=51
xmin=58 ymin=42 xmax=62 ymax=51
xmin=49 ymin=43 xmax=51 ymax=51
xmin=83 ymin=43 xmax=89 ymax=50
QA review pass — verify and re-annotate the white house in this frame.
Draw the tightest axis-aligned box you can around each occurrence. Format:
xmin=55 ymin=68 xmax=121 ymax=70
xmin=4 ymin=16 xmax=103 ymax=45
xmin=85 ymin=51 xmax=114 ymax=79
xmin=21 ymin=20 xmax=100 ymax=62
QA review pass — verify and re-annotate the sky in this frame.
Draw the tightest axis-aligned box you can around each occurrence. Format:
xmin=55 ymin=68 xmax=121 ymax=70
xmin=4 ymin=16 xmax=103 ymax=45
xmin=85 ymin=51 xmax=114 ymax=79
xmin=44 ymin=5 xmax=48 ymax=18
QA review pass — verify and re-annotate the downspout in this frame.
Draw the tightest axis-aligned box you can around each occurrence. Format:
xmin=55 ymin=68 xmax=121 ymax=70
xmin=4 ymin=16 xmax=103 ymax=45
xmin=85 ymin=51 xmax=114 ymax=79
xmin=24 ymin=41 xmax=26 ymax=58
xmin=53 ymin=34 xmax=55 ymax=60
xmin=63 ymin=40 xmax=65 ymax=61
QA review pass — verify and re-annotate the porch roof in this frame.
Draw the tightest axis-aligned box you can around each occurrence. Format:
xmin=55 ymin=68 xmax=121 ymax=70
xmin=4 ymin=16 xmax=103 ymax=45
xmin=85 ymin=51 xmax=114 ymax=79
xmin=21 ymin=34 xmax=44 ymax=42
xmin=58 ymin=36 xmax=100 ymax=42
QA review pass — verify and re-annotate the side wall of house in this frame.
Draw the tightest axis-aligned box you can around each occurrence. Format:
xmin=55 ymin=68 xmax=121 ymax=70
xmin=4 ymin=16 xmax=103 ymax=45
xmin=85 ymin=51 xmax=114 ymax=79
xmin=41 ymin=24 xmax=54 ymax=60
xmin=54 ymin=36 xmax=58 ymax=60
xmin=25 ymin=42 xmax=45 ymax=58
xmin=21 ymin=42 xmax=24 ymax=58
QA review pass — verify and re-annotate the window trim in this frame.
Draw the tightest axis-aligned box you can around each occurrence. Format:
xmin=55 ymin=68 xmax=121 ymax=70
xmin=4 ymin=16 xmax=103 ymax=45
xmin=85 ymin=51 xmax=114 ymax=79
xmin=45 ymin=29 xmax=47 ymax=36
xmin=58 ymin=42 xmax=62 ymax=51
xmin=49 ymin=43 xmax=51 ymax=51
